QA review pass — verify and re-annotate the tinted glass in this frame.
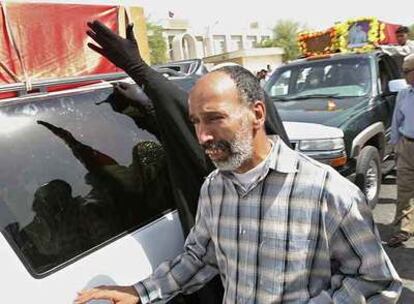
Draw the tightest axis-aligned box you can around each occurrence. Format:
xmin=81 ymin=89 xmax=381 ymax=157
xmin=0 ymin=86 xmax=174 ymax=276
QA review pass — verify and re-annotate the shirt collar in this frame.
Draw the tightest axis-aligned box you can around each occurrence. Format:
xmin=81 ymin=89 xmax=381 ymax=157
xmin=267 ymin=135 xmax=299 ymax=173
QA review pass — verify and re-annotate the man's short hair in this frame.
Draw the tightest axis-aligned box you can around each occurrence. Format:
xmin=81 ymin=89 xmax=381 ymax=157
xmin=214 ymin=65 xmax=265 ymax=105
xmin=396 ymin=26 xmax=410 ymax=34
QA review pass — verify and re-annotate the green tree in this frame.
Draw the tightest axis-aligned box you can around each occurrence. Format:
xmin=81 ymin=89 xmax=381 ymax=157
xmin=146 ymin=22 xmax=167 ymax=64
xmin=259 ymin=20 xmax=304 ymax=62
xmin=409 ymin=24 xmax=414 ymax=40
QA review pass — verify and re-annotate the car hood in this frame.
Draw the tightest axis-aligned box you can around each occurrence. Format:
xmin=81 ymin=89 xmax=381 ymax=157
xmin=274 ymin=96 xmax=368 ymax=127
xmin=283 ymin=121 xmax=344 ymax=141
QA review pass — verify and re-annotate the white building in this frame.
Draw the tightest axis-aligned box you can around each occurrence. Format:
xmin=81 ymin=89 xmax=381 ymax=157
xmin=159 ymin=18 xmax=281 ymax=68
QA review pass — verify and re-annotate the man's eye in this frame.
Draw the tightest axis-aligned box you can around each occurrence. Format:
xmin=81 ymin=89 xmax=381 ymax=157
xmin=208 ymin=116 xmax=222 ymax=122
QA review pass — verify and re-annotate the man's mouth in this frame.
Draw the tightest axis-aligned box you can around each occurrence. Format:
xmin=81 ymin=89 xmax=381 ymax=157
xmin=205 ymin=147 xmax=227 ymax=160
xmin=203 ymin=141 xmax=231 ymax=161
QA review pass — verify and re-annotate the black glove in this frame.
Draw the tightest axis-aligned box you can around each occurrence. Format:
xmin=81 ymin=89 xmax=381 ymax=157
xmin=115 ymin=82 xmax=153 ymax=111
xmin=86 ymin=20 xmax=146 ymax=74
xmin=97 ymin=82 xmax=154 ymax=114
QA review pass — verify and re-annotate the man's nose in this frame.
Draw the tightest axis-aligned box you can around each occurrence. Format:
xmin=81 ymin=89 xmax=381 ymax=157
xmin=197 ymin=124 xmax=214 ymax=145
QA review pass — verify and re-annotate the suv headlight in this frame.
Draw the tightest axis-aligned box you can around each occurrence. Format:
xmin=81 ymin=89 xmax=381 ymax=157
xmin=299 ymin=138 xmax=345 ymax=151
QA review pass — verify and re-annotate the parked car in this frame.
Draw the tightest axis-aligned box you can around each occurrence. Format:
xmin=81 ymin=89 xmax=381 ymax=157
xmin=265 ymin=51 xmax=404 ymax=207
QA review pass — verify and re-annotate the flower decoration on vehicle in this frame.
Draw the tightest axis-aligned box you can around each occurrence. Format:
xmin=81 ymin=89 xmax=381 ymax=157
xmin=338 ymin=17 xmax=381 ymax=53
xmin=297 ymin=17 xmax=402 ymax=58
xmin=298 ymin=28 xmax=338 ymax=57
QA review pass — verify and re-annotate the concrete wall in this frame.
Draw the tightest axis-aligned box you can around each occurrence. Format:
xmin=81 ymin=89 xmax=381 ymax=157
xmin=203 ymin=48 xmax=284 ymax=73
xmin=119 ymin=6 xmax=150 ymax=64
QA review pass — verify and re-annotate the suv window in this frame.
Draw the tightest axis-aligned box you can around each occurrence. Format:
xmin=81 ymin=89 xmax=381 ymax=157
xmin=266 ymin=57 xmax=372 ymax=99
xmin=0 ymin=87 xmax=174 ymax=276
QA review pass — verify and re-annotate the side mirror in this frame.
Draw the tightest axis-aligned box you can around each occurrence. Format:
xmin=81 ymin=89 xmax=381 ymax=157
xmin=389 ymin=79 xmax=408 ymax=93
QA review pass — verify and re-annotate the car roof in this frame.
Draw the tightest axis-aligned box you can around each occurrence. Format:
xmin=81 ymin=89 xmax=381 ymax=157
xmin=286 ymin=51 xmax=383 ymax=67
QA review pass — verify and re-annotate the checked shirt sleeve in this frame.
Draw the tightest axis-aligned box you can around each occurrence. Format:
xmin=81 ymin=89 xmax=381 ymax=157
xmin=309 ymin=179 xmax=402 ymax=304
xmin=134 ymin=183 xmax=219 ymax=303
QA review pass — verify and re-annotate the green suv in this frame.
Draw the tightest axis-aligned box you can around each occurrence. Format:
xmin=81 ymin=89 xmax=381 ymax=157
xmin=265 ymin=51 xmax=403 ymax=207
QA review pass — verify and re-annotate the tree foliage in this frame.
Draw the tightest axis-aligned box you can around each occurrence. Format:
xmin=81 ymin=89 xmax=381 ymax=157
xmin=260 ymin=20 xmax=304 ymax=62
xmin=409 ymin=24 xmax=414 ymax=40
xmin=146 ymin=21 xmax=167 ymax=64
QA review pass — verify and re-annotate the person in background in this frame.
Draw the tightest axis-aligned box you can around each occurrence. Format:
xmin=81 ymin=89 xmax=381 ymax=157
xmin=387 ymin=54 xmax=414 ymax=247
xmin=257 ymin=69 xmax=267 ymax=87
xmin=381 ymin=26 xmax=414 ymax=57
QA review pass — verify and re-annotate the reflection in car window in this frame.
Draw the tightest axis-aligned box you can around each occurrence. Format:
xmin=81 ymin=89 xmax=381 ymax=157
xmin=0 ymin=87 xmax=174 ymax=275
xmin=266 ymin=57 xmax=372 ymax=99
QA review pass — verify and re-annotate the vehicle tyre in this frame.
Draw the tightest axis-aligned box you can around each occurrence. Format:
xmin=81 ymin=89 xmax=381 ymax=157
xmin=355 ymin=145 xmax=382 ymax=209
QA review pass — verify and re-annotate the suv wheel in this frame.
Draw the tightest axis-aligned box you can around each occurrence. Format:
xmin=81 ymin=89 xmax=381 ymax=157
xmin=355 ymin=146 xmax=382 ymax=209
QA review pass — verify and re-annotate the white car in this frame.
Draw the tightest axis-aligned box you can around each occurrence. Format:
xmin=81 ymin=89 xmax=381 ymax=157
xmin=284 ymin=121 xmax=346 ymax=168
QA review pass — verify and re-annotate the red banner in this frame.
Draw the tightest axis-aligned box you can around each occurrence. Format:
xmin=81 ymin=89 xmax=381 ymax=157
xmin=0 ymin=3 xmax=119 ymax=85
xmin=379 ymin=22 xmax=401 ymax=45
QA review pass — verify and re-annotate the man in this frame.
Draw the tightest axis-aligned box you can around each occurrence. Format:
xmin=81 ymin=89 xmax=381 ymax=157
xmin=75 ymin=66 xmax=401 ymax=304
xmin=349 ymin=24 xmax=367 ymax=46
xmin=388 ymin=54 xmax=414 ymax=247
xmin=381 ymin=26 xmax=414 ymax=57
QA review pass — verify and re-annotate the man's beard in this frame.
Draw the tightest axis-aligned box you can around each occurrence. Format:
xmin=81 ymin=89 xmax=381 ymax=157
xmin=203 ymin=119 xmax=253 ymax=172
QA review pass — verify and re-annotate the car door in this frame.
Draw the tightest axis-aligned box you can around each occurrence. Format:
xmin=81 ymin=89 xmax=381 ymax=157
xmin=375 ymin=55 xmax=400 ymax=157
xmin=0 ymin=85 xmax=184 ymax=303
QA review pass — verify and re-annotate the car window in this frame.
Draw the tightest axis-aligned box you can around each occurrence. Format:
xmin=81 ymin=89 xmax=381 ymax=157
xmin=269 ymin=70 xmax=291 ymax=96
xmin=0 ymin=87 xmax=174 ymax=276
xmin=266 ymin=57 xmax=372 ymax=99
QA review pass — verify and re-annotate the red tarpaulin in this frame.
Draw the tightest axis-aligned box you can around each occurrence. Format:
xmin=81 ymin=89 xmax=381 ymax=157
xmin=0 ymin=3 xmax=120 ymax=86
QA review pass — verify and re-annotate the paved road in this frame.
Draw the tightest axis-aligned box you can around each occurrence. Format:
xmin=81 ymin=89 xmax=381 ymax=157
xmin=374 ymin=172 xmax=414 ymax=304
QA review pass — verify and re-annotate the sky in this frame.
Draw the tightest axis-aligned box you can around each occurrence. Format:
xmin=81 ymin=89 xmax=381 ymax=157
xmin=137 ymin=0 xmax=412 ymax=32
xmin=19 ymin=0 xmax=413 ymax=32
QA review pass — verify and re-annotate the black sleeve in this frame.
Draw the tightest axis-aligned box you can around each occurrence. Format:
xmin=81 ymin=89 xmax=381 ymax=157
xmin=130 ymin=64 xmax=210 ymax=180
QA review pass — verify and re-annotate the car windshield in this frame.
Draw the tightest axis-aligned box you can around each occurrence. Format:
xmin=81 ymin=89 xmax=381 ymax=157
xmin=265 ymin=57 xmax=372 ymax=100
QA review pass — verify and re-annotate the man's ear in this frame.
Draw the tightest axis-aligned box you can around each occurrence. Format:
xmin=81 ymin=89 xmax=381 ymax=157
xmin=251 ymin=100 xmax=266 ymax=130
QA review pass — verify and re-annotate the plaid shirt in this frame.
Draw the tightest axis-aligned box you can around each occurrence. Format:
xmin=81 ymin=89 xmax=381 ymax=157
xmin=135 ymin=137 xmax=401 ymax=303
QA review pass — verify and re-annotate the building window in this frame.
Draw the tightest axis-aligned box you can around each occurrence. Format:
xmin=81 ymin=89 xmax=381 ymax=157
xmin=246 ymin=35 xmax=258 ymax=49
xmin=230 ymin=35 xmax=243 ymax=51
xmin=168 ymin=35 xmax=175 ymax=60
xmin=195 ymin=36 xmax=205 ymax=58
xmin=261 ymin=36 xmax=270 ymax=42
xmin=213 ymin=35 xmax=226 ymax=54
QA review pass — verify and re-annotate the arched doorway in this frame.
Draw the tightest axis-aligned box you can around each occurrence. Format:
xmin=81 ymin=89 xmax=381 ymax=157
xmin=171 ymin=33 xmax=197 ymax=60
